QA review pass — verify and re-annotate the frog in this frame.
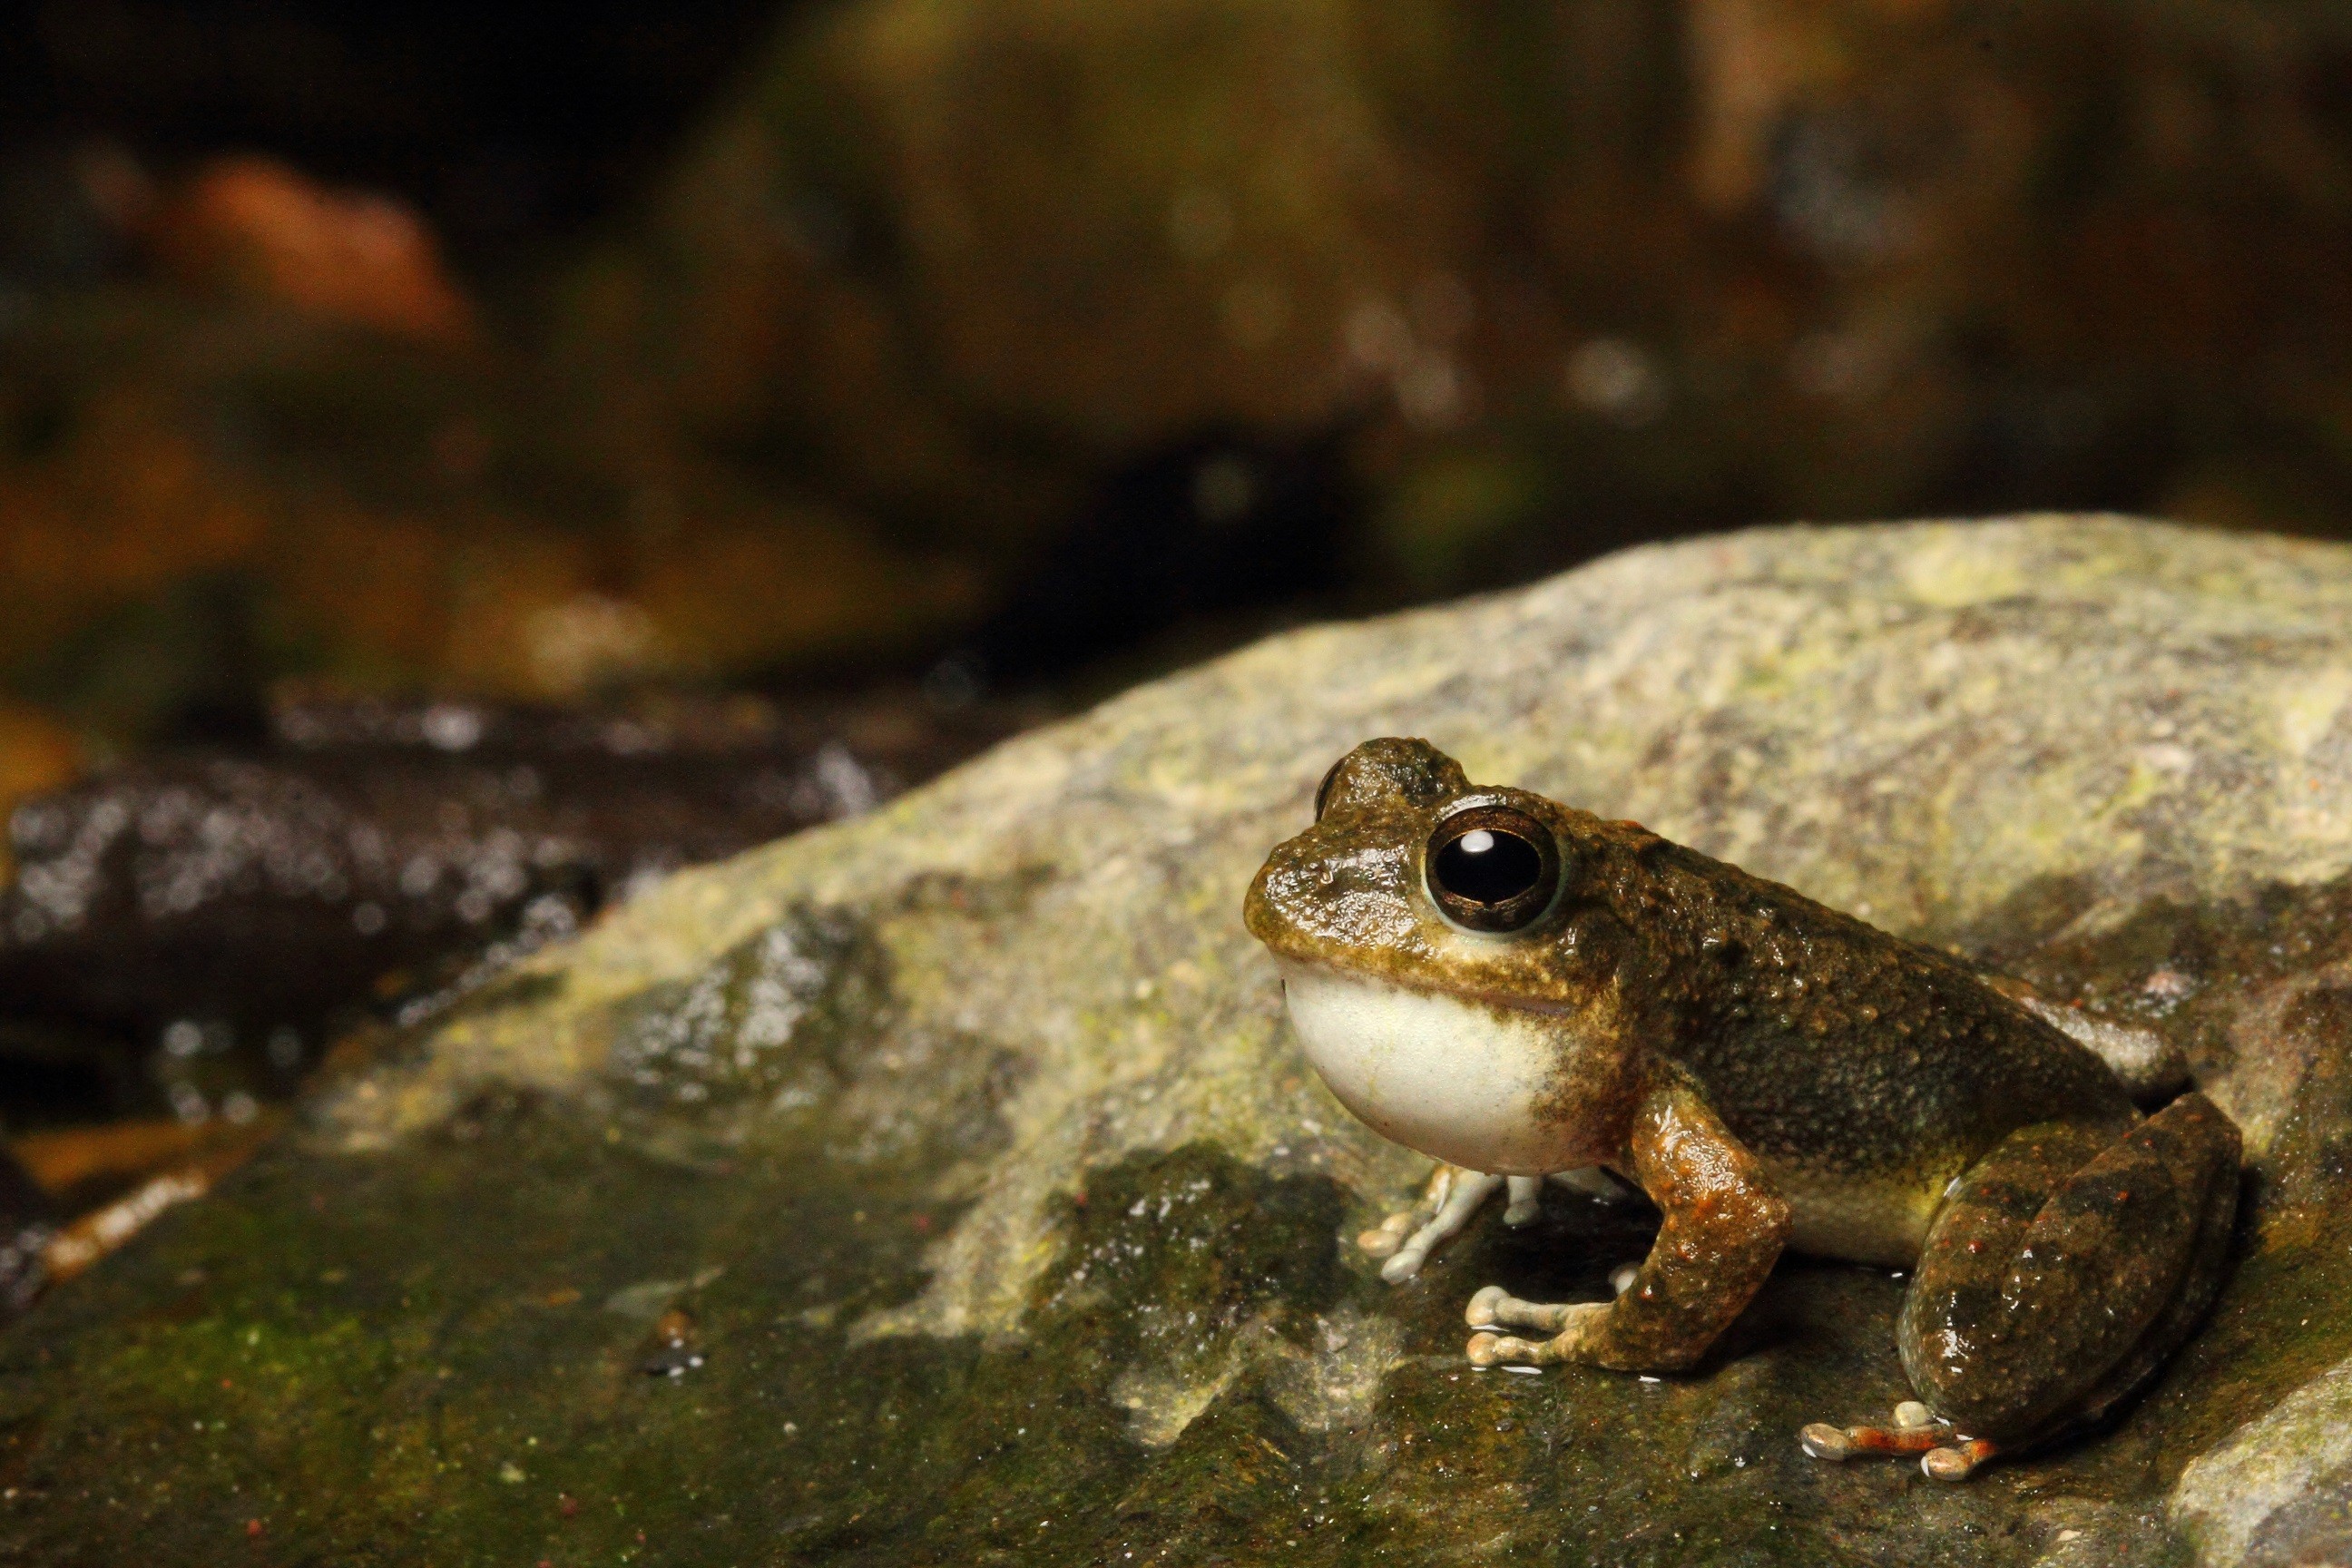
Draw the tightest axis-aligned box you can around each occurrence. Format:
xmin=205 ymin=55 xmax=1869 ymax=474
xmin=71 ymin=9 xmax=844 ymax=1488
xmin=1242 ymin=737 xmax=2241 ymax=1481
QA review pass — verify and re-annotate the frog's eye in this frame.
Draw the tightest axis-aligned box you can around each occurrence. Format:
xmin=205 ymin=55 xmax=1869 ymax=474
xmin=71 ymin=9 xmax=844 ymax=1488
xmin=1312 ymin=756 xmax=1348 ymax=820
xmin=1426 ymin=806 xmax=1559 ymax=933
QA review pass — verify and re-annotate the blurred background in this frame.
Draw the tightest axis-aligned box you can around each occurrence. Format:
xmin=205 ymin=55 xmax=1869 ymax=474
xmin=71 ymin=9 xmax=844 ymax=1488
xmin=5 ymin=0 xmax=2352 ymax=1265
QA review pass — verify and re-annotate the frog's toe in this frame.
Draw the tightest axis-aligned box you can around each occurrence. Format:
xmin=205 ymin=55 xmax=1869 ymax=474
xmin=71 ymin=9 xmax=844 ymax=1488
xmin=1798 ymin=1412 xmax=1955 ymax=1464
xmin=1465 ymin=1284 xmax=1510 ymax=1327
xmin=1798 ymin=1423 xmax=1854 ymax=1461
xmin=1465 ymin=1292 xmax=1612 ymax=1367
xmin=1921 ymin=1438 xmax=1999 ymax=1482
xmin=1356 ymin=1211 xmax=1414 ymax=1259
xmin=1465 ymin=1330 xmax=1558 ymax=1367
xmin=1462 ymin=1285 xmax=1591 ymax=1333
xmin=1502 ymin=1175 xmax=1544 ymax=1227
xmin=1379 ymin=1248 xmax=1428 ymax=1284
xmin=1373 ymin=1168 xmax=1504 ymax=1283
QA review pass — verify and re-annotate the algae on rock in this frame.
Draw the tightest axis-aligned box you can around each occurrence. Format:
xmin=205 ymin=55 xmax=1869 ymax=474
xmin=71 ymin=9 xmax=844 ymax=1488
xmin=10 ymin=515 xmax=2352 ymax=1564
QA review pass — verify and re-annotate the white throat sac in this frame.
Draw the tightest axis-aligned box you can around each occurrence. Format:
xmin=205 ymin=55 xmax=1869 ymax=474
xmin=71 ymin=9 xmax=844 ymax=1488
xmin=1277 ymin=959 xmax=1592 ymax=1174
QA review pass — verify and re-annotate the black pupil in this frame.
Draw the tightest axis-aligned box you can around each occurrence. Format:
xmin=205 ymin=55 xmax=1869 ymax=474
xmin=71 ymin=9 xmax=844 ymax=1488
xmin=1434 ymin=828 xmax=1543 ymax=905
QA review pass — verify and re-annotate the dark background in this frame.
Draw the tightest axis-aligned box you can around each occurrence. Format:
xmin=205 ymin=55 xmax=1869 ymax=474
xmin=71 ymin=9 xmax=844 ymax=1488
xmin=0 ymin=0 xmax=785 ymax=269
xmin=11 ymin=0 xmax=2352 ymax=735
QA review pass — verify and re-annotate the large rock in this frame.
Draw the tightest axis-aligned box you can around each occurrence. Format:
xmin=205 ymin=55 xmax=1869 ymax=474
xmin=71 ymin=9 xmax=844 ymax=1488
xmin=8 ymin=514 xmax=2352 ymax=1564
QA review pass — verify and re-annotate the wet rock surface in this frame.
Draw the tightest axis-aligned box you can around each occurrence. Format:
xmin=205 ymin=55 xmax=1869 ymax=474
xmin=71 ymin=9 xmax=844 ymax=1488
xmin=0 ymin=692 xmax=1024 ymax=1131
xmin=9 ymin=517 xmax=2352 ymax=1563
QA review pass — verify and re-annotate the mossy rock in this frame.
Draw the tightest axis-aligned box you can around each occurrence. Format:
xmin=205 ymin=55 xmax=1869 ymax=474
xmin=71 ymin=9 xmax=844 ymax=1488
xmin=10 ymin=515 xmax=2352 ymax=1564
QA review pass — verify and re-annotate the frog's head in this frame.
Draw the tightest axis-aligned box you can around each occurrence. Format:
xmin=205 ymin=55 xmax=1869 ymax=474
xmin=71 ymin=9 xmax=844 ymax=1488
xmin=1242 ymin=738 xmax=1636 ymax=1173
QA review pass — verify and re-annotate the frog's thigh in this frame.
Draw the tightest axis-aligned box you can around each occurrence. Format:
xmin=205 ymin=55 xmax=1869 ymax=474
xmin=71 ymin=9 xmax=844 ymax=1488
xmin=1899 ymin=1094 xmax=2240 ymax=1446
xmin=2049 ymin=1093 xmax=2240 ymax=1434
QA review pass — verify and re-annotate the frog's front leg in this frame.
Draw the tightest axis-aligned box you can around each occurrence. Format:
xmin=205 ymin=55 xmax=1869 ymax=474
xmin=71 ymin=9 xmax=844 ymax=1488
xmin=1465 ymin=1084 xmax=1789 ymax=1370
xmin=1358 ymin=1165 xmax=1497 ymax=1280
xmin=1360 ymin=1166 xmax=1571 ymax=1282
xmin=1358 ymin=1165 xmax=1504 ymax=1282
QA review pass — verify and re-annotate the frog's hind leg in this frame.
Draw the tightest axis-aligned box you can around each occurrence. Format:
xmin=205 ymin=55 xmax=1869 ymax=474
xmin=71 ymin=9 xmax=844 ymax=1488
xmin=2037 ymin=1093 xmax=2241 ymax=1436
xmin=1865 ymin=1093 xmax=2237 ymax=1480
xmin=1801 ymin=1093 xmax=2239 ymax=1481
xmin=1800 ymin=1122 xmax=2098 ymax=1476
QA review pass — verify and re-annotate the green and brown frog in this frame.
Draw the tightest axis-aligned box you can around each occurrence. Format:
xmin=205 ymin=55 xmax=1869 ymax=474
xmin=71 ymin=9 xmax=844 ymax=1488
xmin=1243 ymin=738 xmax=2240 ymax=1480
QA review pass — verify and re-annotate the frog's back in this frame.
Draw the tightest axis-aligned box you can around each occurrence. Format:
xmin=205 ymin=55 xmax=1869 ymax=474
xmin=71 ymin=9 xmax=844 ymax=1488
xmin=1578 ymin=825 xmax=2136 ymax=1187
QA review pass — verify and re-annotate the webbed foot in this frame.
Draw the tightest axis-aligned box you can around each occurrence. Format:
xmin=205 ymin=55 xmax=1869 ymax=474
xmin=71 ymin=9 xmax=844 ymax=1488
xmin=1798 ymin=1403 xmax=1999 ymax=1481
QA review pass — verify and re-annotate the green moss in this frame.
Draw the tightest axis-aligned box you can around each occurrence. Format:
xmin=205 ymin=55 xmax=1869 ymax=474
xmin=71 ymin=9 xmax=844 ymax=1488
xmin=1 ymin=1100 xmax=2262 ymax=1567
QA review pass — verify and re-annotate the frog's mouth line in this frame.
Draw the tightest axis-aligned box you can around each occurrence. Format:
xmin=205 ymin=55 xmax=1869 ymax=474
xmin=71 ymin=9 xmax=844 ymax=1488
xmin=1259 ymin=937 xmax=1590 ymax=1019
xmin=1275 ymin=959 xmax=1602 ymax=1175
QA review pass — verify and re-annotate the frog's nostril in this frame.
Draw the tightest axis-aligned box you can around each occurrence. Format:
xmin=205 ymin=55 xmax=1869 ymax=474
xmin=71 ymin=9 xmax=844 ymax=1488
xmin=1313 ymin=756 xmax=1347 ymax=820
